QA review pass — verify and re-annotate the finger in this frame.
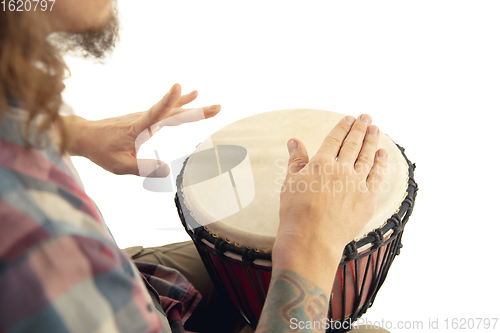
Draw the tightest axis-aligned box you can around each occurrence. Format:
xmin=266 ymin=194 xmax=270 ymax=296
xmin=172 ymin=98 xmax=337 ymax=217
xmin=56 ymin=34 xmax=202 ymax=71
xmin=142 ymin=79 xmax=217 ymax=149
xmin=196 ymin=104 xmax=221 ymax=118
xmin=354 ymin=125 xmax=380 ymax=176
xmin=137 ymin=159 xmax=170 ymax=178
xmin=316 ymin=115 xmax=356 ymax=157
xmin=133 ymin=104 xmax=222 ymax=150
xmin=287 ymin=138 xmax=309 ymax=175
xmin=161 ymin=104 xmax=221 ymax=127
xmin=173 ymin=90 xmax=198 ymax=108
xmin=337 ymin=114 xmax=372 ymax=164
xmin=366 ymin=149 xmax=388 ymax=193
xmin=132 ymin=83 xmax=182 ymax=135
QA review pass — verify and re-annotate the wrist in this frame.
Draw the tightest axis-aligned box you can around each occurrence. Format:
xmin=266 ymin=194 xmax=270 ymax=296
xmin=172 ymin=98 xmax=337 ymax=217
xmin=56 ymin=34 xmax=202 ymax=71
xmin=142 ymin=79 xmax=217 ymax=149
xmin=273 ymin=236 xmax=344 ymax=271
xmin=62 ymin=115 xmax=92 ymax=157
xmin=272 ymin=234 xmax=344 ymax=293
xmin=273 ymin=222 xmax=347 ymax=267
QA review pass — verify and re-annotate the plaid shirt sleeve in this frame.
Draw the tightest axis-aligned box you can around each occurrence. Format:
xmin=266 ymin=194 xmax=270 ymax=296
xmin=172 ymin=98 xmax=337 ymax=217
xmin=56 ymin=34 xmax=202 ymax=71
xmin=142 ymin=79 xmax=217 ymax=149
xmin=0 ymin=111 xmax=200 ymax=333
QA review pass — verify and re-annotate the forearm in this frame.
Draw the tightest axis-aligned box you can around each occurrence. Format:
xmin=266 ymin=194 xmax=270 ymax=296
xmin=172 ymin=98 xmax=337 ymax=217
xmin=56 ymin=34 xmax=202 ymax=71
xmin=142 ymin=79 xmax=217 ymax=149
xmin=61 ymin=115 xmax=91 ymax=156
xmin=256 ymin=241 xmax=343 ymax=332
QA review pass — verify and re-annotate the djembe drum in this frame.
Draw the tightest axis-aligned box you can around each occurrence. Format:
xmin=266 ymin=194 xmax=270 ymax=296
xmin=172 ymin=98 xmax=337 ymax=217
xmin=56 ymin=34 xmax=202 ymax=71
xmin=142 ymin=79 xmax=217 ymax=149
xmin=175 ymin=109 xmax=417 ymax=332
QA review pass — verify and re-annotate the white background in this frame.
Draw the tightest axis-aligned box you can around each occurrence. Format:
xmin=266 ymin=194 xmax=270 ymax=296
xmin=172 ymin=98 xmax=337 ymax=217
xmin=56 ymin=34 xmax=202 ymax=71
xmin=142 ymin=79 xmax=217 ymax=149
xmin=62 ymin=1 xmax=500 ymax=332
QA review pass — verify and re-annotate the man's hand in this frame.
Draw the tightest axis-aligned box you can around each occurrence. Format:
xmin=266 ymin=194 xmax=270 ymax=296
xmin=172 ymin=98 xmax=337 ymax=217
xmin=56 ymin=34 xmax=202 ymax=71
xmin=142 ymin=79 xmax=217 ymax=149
xmin=256 ymin=114 xmax=388 ymax=333
xmin=63 ymin=84 xmax=220 ymax=177
xmin=275 ymin=114 xmax=388 ymax=274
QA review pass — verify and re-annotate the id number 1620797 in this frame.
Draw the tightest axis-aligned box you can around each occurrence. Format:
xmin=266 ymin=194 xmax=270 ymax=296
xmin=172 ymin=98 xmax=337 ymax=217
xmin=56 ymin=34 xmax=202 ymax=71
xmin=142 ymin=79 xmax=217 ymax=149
xmin=1 ymin=0 xmax=56 ymax=12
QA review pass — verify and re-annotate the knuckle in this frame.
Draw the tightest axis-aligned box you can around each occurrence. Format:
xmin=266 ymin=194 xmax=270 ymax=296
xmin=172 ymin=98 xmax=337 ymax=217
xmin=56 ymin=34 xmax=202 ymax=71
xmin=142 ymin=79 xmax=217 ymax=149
xmin=377 ymin=160 xmax=389 ymax=171
xmin=338 ymin=162 xmax=354 ymax=173
xmin=356 ymin=154 xmax=373 ymax=166
xmin=326 ymin=135 xmax=343 ymax=148
xmin=351 ymin=125 xmax=366 ymax=137
xmin=342 ymin=139 xmax=359 ymax=151
xmin=288 ymin=154 xmax=305 ymax=166
xmin=355 ymin=164 xmax=369 ymax=175
xmin=337 ymin=121 xmax=352 ymax=133
xmin=288 ymin=156 xmax=307 ymax=174
xmin=371 ymin=171 xmax=384 ymax=184
xmin=314 ymin=153 xmax=333 ymax=165
xmin=363 ymin=135 xmax=378 ymax=147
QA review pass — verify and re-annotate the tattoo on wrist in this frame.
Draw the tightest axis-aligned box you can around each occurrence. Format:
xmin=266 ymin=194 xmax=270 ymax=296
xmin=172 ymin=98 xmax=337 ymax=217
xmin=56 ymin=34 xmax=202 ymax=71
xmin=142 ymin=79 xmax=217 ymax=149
xmin=256 ymin=269 xmax=328 ymax=333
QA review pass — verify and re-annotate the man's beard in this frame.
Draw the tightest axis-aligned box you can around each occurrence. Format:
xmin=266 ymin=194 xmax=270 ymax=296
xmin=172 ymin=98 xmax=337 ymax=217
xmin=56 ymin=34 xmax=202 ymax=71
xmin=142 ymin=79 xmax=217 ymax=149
xmin=49 ymin=4 xmax=120 ymax=60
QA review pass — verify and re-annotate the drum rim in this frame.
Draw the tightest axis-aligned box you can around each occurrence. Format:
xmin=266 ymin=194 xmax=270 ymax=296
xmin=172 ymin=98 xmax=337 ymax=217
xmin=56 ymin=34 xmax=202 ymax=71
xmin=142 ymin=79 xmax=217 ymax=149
xmin=175 ymin=144 xmax=417 ymax=265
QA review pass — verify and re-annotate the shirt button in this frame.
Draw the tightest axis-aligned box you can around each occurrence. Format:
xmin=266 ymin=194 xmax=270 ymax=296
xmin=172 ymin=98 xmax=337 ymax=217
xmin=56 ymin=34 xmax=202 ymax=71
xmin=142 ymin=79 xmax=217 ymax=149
xmin=147 ymin=303 xmax=154 ymax=312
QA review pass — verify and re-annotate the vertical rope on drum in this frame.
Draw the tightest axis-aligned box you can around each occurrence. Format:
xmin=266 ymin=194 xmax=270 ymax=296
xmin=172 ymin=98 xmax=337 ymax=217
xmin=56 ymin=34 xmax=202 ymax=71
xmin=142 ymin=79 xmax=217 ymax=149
xmin=341 ymin=264 xmax=347 ymax=321
xmin=205 ymin=251 xmax=222 ymax=289
xmin=222 ymin=258 xmax=256 ymax=327
xmin=375 ymin=211 xmax=406 ymax=300
xmin=378 ymin=237 xmax=395 ymax=285
xmin=340 ymin=241 xmax=359 ymax=328
xmin=370 ymin=247 xmax=384 ymax=307
xmin=244 ymin=266 xmax=264 ymax=308
xmin=256 ymin=270 xmax=268 ymax=307
xmin=242 ymin=248 xmax=265 ymax=309
xmin=350 ymin=256 xmax=363 ymax=322
xmin=368 ymin=231 xmax=402 ymax=307
xmin=354 ymin=259 xmax=360 ymax=303
xmin=203 ymin=248 xmax=226 ymax=302
xmin=176 ymin=194 xmax=237 ymax=319
xmin=362 ymin=228 xmax=384 ymax=312
xmin=382 ymin=233 xmax=400 ymax=281
xmin=193 ymin=231 xmax=226 ymax=302
xmin=356 ymin=252 xmax=373 ymax=318
xmin=216 ymin=244 xmax=257 ymax=327
xmin=327 ymin=296 xmax=333 ymax=333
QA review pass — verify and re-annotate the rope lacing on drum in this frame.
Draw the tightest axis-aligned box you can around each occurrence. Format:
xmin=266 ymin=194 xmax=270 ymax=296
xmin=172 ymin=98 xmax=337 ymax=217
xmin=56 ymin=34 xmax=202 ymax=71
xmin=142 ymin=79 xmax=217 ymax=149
xmin=402 ymin=196 xmax=414 ymax=209
xmin=389 ymin=214 xmax=403 ymax=234
xmin=343 ymin=241 xmax=358 ymax=261
xmin=214 ymin=238 xmax=227 ymax=256
xmin=396 ymin=242 xmax=404 ymax=256
xmin=242 ymin=248 xmax=257 ymax=264
xmin=193 ymin=227 xmax=204 ymax=242
xmin=367 ymin=228 xmax=385 ymax=248
xmin=410 ymin=177 xmax=419 ymax=193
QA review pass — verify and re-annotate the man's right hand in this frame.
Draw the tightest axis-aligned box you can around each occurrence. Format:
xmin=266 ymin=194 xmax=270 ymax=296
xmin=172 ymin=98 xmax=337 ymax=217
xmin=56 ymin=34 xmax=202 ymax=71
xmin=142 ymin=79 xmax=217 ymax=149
xmin=256 ymin=114 xmax=388 ymax=332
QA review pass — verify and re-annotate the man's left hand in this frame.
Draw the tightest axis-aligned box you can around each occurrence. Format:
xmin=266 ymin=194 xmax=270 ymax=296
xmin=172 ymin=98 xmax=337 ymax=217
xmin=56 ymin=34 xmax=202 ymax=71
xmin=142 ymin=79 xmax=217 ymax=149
xmin=63 ymin=83 xmax=220 ymax=177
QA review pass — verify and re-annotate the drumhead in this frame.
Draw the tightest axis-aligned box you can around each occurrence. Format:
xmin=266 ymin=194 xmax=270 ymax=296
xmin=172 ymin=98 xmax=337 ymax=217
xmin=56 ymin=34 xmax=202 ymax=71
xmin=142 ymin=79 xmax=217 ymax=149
xmin=181 ymin=109 xmax=409 ymax=252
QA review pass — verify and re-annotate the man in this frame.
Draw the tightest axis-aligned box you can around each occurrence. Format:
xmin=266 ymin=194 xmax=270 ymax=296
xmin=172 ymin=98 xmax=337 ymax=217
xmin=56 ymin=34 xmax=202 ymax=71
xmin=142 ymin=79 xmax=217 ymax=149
xmin=0 ymin=1 xmax=388 ymax=332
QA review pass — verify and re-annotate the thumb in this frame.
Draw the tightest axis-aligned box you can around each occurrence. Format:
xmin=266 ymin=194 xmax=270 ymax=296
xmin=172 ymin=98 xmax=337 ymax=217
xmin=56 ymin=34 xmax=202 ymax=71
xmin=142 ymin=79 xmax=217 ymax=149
xmin=137 ymin=159 xmax=170 ymax=178
xmin=287 ymin=138 xmax=309 ymax=175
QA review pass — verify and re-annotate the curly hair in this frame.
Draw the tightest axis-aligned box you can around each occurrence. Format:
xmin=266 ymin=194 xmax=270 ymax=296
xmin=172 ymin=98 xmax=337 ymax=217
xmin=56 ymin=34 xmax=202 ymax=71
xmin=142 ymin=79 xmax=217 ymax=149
xmin=0 ymin=6 xmax=119 ymax=153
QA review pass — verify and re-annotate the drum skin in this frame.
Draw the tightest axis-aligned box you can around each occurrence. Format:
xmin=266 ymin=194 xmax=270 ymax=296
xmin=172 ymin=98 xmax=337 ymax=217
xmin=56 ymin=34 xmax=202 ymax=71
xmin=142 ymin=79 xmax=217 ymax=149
xmin=180 ymin=109 xmax=410 ymax=251
xmin=175 ymin=109 xmax=418 ymax=332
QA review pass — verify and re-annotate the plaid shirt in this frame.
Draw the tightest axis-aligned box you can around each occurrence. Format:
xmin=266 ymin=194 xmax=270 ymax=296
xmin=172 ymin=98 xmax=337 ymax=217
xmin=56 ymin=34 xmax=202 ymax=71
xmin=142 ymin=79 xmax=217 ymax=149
xmin=0 ymin=107 xmax=201 ymax=333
